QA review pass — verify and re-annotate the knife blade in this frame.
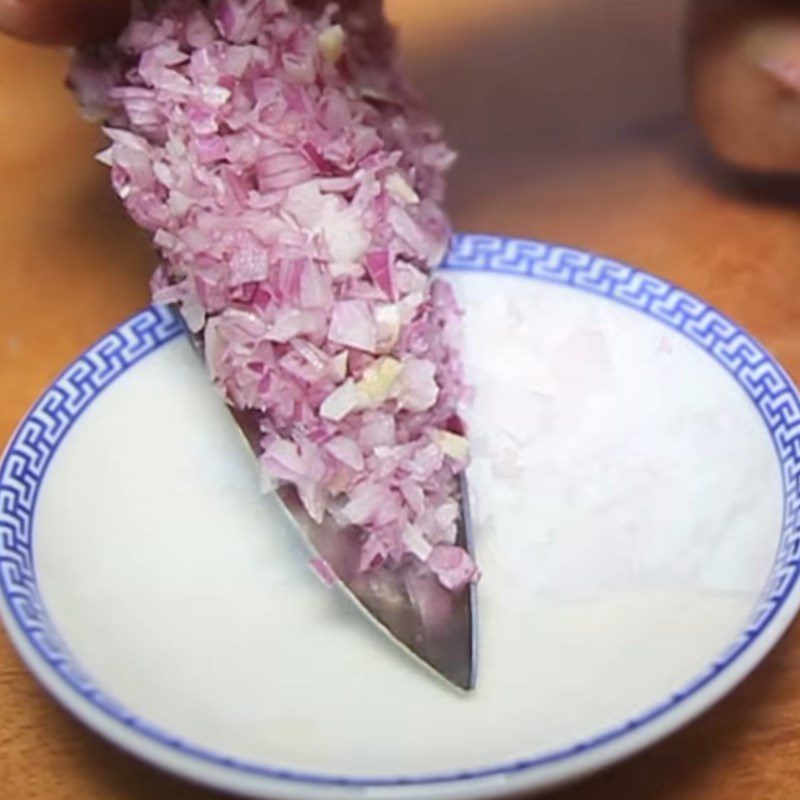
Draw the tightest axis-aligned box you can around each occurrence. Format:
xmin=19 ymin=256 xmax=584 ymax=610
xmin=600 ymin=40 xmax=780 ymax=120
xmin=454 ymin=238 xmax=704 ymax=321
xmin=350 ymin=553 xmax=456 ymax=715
xmin=179 ymin=311 xmax=477 ymax=690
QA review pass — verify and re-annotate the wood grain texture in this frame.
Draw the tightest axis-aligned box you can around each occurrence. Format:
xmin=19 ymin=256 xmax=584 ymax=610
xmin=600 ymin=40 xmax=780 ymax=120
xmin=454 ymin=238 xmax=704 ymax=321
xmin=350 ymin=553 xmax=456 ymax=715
xmin=1 ymin=1 xmax=800 ymax=798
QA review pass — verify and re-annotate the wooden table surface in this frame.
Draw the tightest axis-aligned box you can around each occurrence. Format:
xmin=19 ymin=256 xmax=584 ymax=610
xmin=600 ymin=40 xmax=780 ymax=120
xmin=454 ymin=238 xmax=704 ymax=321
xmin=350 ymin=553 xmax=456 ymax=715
xmin=2 ymin=1 xmax=800 ymax=798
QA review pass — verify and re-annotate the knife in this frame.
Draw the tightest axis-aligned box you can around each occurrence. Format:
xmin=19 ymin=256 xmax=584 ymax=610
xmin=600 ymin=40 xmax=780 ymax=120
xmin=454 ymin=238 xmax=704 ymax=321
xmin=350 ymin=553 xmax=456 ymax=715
xmin=178 ymin=311 xmax=478 ymax=691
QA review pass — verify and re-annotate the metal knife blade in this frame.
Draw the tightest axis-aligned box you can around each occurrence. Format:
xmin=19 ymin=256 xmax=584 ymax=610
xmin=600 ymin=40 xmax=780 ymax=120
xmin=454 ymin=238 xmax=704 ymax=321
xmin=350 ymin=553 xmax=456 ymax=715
xmin=179 ymin=312 xmax=477 ymax=690
xmin=275 ymin=475 xmax=477 ymax=691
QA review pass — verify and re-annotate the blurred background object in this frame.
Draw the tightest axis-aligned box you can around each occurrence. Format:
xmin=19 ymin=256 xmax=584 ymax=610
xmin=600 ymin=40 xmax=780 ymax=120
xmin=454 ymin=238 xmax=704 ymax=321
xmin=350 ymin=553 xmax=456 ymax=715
xmin=1 ymin=1 xmax=800 ymax=799
xmin=687 ymin=0 xmax=800 ymax=175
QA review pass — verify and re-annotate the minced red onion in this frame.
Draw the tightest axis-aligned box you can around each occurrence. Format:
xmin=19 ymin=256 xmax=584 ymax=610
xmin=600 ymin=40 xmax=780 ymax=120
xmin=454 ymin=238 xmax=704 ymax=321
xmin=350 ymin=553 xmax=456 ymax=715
xmin=69 ymin=0 xmax=478 ymax=593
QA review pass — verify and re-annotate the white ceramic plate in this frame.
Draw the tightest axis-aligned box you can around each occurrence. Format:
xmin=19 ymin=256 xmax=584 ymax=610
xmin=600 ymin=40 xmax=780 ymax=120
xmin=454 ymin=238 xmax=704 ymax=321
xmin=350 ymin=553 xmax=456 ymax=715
xmin=2 ymin=233 xmax=800 ymax=800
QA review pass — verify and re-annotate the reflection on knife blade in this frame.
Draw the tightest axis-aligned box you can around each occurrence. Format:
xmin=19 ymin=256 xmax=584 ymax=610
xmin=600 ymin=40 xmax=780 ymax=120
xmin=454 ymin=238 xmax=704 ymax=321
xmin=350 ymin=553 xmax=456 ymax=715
xmin=277 ymin=476 xmax=477 ymax=691
xmin=181 ymin=316 xmax=477 ymax=691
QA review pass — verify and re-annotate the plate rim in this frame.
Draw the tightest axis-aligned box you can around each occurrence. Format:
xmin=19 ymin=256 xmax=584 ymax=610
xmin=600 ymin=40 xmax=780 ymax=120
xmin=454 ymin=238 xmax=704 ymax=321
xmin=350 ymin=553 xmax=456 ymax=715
xmin=1 ymin=232 xmax=799 ymax=800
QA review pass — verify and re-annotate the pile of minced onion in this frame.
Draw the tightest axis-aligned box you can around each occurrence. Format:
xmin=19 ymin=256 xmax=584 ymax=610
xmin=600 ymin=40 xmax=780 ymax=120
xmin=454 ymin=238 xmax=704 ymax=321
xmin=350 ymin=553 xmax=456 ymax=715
xmin=69 ymin=0 xmax=478 ymax=592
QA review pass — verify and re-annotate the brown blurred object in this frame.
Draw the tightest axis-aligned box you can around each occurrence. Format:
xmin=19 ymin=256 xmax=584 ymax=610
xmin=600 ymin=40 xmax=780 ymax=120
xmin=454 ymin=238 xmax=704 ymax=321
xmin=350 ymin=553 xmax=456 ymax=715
xmin=687 ymin=0 xmax=800 ymax=174
xmin=2 ymin=1 xmax=800 ymax=799
xmin=0 ymin=0 xmax=127 ymax=44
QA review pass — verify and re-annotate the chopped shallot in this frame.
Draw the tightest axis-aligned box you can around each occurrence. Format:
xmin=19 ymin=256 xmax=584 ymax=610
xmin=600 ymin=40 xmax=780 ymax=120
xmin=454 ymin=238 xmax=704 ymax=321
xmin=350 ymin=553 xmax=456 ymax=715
xmin=69 ymin=0 xmax=478 ymax=593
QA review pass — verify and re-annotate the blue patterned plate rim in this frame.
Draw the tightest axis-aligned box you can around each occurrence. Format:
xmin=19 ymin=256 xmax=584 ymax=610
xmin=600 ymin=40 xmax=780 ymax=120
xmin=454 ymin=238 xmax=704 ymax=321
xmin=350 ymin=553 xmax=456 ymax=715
xmin=1 ymin=232 xmax=799 ymax=800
